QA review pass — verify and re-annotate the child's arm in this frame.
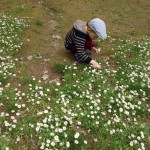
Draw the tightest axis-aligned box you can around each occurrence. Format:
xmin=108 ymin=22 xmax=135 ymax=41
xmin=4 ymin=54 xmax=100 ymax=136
xmin=91 ymin=41 xmax=101 ymax=54
xmin=92 ymin=47 xmax=99 ymax=54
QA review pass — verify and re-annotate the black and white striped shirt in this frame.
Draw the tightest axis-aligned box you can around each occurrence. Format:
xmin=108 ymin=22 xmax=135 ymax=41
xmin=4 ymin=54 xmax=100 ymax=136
xmin=64 ymin=20 xmax=92 ymax=64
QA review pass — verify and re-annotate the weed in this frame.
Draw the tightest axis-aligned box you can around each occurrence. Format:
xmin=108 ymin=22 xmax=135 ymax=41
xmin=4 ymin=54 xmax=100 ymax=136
xmin=35 ymin=20 xmax=43 ymax=27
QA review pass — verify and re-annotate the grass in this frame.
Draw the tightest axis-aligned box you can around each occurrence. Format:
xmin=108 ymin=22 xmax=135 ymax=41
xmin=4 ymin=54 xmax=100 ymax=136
xmin=11 ymin=6 xmax=25 ymax=13
xmin=35 ymin=20 xmax=43 ymax=27
xmin=0 ymin=10 xmax=150 ymax=150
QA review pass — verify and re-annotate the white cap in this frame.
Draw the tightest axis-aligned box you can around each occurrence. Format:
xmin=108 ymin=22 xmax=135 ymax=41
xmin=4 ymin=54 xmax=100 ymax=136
xmin=89 ymin=18 xmax=107 ymax=39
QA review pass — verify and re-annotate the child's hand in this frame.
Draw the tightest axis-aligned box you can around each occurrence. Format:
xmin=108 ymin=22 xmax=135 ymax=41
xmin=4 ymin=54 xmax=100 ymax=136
xmin=90 ymin=60 xmax=101 ymax=69
xmin=92 ymin=47 xmax=101 ymax=54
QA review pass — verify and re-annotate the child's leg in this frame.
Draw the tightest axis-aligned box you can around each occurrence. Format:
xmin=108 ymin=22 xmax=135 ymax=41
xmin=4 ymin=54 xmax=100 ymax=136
xmin=65 ymin=43 xmax=77 ymax=61
xmin=65 ymin=42 xmax=71 ymax=51
xmin=74 ymin=54 xmax=88 ymax=64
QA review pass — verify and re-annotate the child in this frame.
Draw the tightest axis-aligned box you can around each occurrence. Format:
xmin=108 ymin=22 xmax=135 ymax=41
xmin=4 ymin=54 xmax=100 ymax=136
xmin=64 ymin=18 xmax=107 ymax=69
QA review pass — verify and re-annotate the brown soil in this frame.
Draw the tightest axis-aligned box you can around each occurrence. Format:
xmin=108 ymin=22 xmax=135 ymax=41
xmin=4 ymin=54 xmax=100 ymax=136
xmin=0 ymin=0 xmax=150 ymax=82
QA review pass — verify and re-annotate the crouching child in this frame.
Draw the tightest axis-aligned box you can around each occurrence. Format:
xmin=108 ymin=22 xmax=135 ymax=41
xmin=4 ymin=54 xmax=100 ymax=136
xmin=64 ymin=18 xmax=107 ymax=69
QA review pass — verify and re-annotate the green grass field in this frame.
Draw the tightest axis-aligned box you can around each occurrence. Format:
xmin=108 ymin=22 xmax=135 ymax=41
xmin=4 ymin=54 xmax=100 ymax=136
xmin=0 ymin=13 xmax=149 ymax=150
xmin=0 ymin=0 xmax=150 ymax=149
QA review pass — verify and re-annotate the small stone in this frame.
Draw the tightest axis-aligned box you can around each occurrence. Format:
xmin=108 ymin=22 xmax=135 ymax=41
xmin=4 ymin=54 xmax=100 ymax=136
xmin=43 ymin=70 xmax=48 ymax=74
xmin=49 ymin=78 xmax=59 ymax=84
xmin=19 ymin=57 xmax=23 ymax=61
xmin=27 ymin=55 xmax=33 ymax=60
xmin=42 ymin=74 xmax=49 ymax=81
xmin=52 ymin=34 xmax=61 ymax=40
xmin=44 ymin=59 xmax=50 ymax=62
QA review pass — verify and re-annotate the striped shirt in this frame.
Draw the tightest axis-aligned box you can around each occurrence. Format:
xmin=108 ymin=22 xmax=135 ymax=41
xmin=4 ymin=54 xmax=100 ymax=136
xmin=64 ymin=20 xmax=92 ymax=64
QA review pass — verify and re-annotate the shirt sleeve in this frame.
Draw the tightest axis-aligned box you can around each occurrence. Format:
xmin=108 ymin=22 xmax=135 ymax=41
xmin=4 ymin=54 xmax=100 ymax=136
xmin=74 ymin=33 xmax=92 ymax=64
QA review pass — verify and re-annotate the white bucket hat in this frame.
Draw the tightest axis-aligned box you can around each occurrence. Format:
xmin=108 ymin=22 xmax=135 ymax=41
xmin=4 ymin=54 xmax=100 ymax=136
xmin=89 ymin=18 xmax=107 ymax=39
